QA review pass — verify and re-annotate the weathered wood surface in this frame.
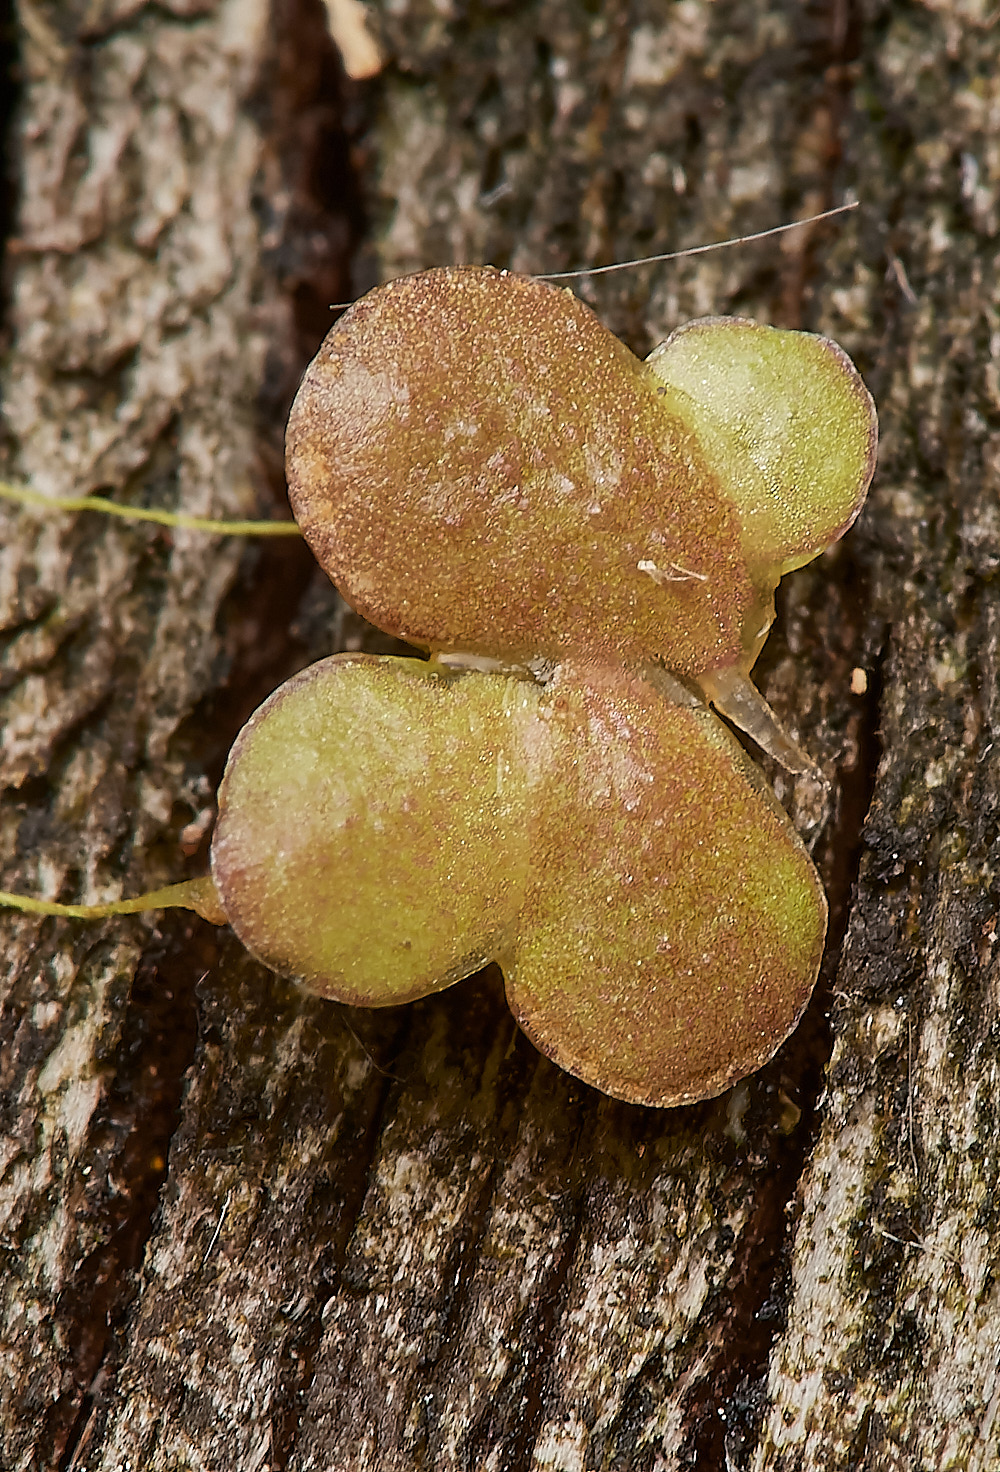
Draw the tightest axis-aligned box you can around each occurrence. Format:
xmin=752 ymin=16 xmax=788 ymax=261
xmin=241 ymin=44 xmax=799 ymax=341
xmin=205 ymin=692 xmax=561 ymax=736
xmin=1 ymin=0 xmax=997 ymax=1468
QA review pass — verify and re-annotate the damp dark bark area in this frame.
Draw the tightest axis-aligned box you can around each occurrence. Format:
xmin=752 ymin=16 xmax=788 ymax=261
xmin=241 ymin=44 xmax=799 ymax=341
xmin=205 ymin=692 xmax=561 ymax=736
xmin=1 ymin=1 xmax=997 ymax=1469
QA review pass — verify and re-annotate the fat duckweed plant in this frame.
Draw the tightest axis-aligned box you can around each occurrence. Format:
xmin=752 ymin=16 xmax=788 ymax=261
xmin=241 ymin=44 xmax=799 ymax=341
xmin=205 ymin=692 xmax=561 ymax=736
xmin=1 ymin=265 xmax=877 ymax=1107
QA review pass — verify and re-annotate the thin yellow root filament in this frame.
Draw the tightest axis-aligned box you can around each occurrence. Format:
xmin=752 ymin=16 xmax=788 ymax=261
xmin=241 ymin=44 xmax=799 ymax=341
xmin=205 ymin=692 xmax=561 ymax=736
xmin=0 ymin=479 xmax=301 ymax=537
xmin=0 ymin=875 xmax=227 ymax=926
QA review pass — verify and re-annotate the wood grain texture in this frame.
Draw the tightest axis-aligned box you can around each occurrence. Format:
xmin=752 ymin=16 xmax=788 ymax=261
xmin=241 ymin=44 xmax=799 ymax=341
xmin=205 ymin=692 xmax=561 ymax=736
xmin=1 ymin=0 xmax=996 ymax=1468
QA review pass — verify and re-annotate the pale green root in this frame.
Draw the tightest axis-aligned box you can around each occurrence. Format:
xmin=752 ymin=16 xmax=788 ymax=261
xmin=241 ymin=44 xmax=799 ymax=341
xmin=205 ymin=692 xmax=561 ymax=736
xmin=0 ymin=875 xmax=226 ymax=925
xmin=0 ymin=479 xmax=301 ymax=537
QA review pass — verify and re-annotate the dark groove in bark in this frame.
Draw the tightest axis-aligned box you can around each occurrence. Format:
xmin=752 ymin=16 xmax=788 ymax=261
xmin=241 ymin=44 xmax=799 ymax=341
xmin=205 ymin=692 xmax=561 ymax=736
xmin=510 ymin=1129 xmax=592 ymax=1471
xmin=432 ymin=1045 xmax=585 ymax=1469
xmin=270 ymin=1047 xmax=403 ymax=1471
xmin=55 ymin=925 xmax=205 ymax=1472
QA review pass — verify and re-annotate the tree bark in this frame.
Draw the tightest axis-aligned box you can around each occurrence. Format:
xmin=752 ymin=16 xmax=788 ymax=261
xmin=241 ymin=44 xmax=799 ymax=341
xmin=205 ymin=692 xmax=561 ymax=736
xmin=1 ymin=0 xmax=997 ymax=1469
